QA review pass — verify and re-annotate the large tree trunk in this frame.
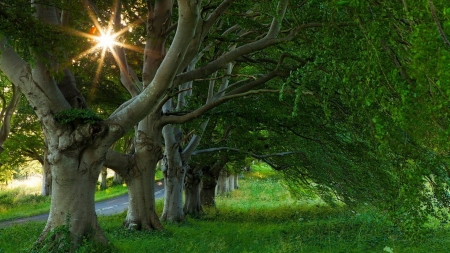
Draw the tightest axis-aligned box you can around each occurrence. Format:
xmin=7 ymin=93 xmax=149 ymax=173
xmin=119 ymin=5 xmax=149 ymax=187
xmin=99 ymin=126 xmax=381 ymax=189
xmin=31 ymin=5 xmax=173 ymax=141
xmin=161 ymin=124 xmax=186 ymax=223
xmin=36 ymin=146 xmax=108 ymax=250
xmin=216 ymin=169 xmax=230 ymax=196
xmin=200 ymin=157 xmax=228 ymax=207
xmin=228 ymin=173 xmax=235 ymax=191
xmin=125 ymin=167 xmax=163 ymax=230
xmin=123 ymin=130 xmax=163 ymax=230
xmin=200 ymin=169 xmax=217 ymax=207
xmin=234 ymin=173 xmax=239 ymax=189
xmin=161 ymin=160 xmax=187 ymax=222
xmin=183 ymin=165 xmax=203 ymax=216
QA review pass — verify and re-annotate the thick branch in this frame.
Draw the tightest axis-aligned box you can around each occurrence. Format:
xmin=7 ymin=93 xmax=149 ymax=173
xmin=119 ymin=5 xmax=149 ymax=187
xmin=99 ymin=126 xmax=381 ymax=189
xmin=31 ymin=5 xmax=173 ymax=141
xmin=104 ymin=149 xmax=135 ymax=177
xmin=142 ymin=0 xmax=172 ymax=86
xmin=160 ymin=88 xmax=279 ymax=126
xmin=181 ymin=119 xmax=209 ymax=160
xmin=0 ymin=39 xmax=32 ymax=93
xmin=160 ymin=70 xmax=285 ymax=126
xmin=23 ymin=149 xmax=44 ymax=164
xmin=109 ymin=0 xmax=200 ymax=133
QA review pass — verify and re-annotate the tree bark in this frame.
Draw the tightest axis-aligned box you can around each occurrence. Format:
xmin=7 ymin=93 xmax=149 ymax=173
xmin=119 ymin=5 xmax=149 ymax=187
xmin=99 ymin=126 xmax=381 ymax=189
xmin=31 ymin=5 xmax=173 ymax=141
xmin=161 ymin=151 xmax=187 ymax=222
xmin=216 ymin=169 xmax=230 ymax=196
xmin=36 ymin=138 xmax=109 ymax=250
xmin=234 ymin=173 xmax=239 ymax=189
xmin=183 ymin=164 xmax=203 ymax=216
xmin=200 ymin=157 xmax=228 ymax=207
xmin=122 ymin=130 xmax=163 ymax=230
xmin=228 ymin=173 xmax=235 ymax=191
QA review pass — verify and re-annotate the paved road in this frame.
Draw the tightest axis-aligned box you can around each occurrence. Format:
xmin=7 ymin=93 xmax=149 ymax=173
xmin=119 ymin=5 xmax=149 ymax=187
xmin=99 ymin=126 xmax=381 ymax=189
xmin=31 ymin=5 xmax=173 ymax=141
xmin=0 ymin=181 xmax=165 ymax=229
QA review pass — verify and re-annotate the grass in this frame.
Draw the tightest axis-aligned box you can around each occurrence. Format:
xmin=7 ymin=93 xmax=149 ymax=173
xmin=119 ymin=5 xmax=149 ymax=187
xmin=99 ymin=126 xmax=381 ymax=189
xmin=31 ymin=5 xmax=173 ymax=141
xmin=0 ymin=171 xmax=165 ymax=222
xmin=1 ymin=166 xmax=450 ymax=252
xmin=0 ymin=182 xmax=128 ymax=221
xmin=0 ymin=181 xmax=127 ymax=221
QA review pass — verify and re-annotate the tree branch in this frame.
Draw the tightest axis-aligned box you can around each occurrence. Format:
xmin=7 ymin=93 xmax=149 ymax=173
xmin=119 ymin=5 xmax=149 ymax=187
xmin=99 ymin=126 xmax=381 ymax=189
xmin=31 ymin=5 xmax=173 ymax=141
xmin=181 ymin=119 xmax=209 ymax=160
xmin=0 ymin=85 xmax=21 ymax=149
xmin=429 ymin=0 xmax=450 ymax=48
xmin=174 ymin=0 xmax=290 ymax=86
xmin=112 ymin=1 xmax=141 ymax=97
xmin=104 ymin=149 xmax=135 ymax=177
xmin=159 ymin=68 xmax=287 ymax=126
xmin=109 ymin=0 xmax=201 ymax=133
xmin=193 ymin=147 xmax=303 ymax=170
xmin=159 ymin=87 xmax=279 ymax=126
xmin=202 ymin=0 xmax=236 ymax=38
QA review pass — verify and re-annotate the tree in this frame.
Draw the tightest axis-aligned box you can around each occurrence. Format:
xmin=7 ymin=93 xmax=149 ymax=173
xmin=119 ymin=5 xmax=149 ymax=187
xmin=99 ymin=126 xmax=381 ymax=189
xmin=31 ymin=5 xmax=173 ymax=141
xmin=103 ymin=0 xmax=299 ymax=225
xmin=0 ymin=0 xmax=201 ymax=249
xmin=0 ymin=72 xmax=21 ymax=183
xmin=0 ymin=0 xmax=303 ymax=249
xmin=272 ymin=0 xmax=450 ymax=230
xmin=2 ymin=0 xmax=447 ymax=249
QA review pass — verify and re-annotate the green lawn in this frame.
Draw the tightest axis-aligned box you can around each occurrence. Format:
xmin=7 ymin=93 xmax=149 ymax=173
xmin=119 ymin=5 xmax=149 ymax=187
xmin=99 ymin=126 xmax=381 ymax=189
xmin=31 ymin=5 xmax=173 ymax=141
xmin=1 ymin=168 xmax=450 ymax=252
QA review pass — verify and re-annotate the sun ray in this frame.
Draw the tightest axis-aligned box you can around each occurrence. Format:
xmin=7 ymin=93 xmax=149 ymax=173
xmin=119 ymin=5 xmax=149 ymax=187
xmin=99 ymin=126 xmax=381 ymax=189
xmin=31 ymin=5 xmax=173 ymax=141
xmin=89 ymin=46 xmax=108 ymax=102
xmin=113 ymin=42 xmax=145 ymax=54
xmin=59 ymin=0 xmax=150 ymax=97
xmin=68 ymin=46 xmax=102 ymax=68
xmin=114 ymin=18 xmax=145 ymax=37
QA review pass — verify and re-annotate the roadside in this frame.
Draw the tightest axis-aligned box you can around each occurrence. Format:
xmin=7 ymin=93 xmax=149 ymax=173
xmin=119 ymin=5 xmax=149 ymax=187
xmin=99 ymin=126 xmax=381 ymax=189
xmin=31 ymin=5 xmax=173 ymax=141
xmin=0 ymin=181 xmax=164 ymax=229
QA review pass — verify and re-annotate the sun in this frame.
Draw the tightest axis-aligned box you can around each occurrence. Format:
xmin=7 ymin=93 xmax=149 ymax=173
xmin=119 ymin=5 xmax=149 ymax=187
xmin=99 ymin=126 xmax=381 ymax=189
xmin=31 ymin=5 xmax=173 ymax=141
xmin=97 ymin=30 xmax=116 ymax=49
xmin=62 ymin=0 xmax=145 ymax=95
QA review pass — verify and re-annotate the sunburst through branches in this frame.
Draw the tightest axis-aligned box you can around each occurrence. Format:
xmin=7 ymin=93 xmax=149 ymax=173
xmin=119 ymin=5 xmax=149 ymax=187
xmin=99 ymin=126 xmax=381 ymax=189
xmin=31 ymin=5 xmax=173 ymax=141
xmin=60 ymin=0 xmax=144 ymax=100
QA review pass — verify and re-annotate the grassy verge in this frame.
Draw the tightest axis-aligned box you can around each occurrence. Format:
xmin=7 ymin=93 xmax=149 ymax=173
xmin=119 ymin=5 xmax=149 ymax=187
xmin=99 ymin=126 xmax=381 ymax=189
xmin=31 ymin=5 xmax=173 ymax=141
xmin=0 ymin=186 xmax=51 ymax=221
xmin=0 ymin=183 xmax=128 ymax=221
xmin=0 ymin=171 xmax=165 ymax=222
xmin=2 ymin=166 xmax=450 ymax=252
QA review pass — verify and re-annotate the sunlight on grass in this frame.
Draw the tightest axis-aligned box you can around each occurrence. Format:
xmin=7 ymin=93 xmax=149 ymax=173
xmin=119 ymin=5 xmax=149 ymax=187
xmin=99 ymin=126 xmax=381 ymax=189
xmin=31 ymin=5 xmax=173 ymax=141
xmin=0 ymin=185 xmax=51 ymax=221
xmin=0 ymin=183 xmax=129 ymax=221
xmin=0 ymin=171 xmax=162 ymax=222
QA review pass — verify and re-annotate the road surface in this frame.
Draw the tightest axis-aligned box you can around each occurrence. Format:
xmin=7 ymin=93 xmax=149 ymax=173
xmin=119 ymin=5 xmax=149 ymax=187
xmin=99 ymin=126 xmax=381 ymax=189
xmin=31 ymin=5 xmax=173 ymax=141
xmin=0 ymin=181 xmax=165 ymax=229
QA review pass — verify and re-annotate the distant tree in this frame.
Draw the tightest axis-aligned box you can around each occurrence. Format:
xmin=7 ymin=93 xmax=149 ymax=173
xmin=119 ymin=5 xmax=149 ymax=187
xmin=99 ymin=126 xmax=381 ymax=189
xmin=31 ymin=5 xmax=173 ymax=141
xmin=0 ymin=73 xmax=21 ymax=183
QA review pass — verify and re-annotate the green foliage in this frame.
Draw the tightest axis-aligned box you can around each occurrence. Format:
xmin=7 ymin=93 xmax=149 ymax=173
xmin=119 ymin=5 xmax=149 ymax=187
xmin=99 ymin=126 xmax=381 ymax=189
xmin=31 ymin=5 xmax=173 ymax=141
xmin=1 ymin=0 xmax=450 ymax=249
xmin=30 ymin=216 xmax=73 ymax=253
xmin=54 ymin=109 xmax=103 ymax=125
